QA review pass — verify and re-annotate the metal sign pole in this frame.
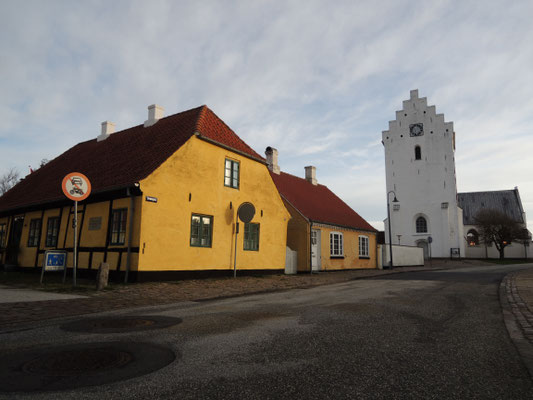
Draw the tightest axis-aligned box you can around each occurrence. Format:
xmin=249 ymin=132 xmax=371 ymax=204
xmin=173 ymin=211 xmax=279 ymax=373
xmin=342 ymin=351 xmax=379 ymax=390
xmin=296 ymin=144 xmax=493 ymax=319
xmin=233 ymin=218 xmax=239 ymax=278
xmin=73 ymin=200 xmax=77 ymax=287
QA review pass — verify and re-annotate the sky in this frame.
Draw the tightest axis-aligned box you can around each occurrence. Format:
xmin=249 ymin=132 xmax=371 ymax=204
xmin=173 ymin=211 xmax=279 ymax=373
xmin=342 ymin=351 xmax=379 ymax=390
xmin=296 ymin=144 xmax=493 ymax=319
xmin=1 ymin=0 xmax=532 ymax=230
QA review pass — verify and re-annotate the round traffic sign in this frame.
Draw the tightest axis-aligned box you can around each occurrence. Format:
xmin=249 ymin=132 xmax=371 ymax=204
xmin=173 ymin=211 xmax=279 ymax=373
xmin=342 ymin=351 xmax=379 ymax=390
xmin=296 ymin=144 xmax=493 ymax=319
xmin=237 ymin=202 xmax=255 ymax=223
xmin=62 ymin=172 xmax=91 ymax=201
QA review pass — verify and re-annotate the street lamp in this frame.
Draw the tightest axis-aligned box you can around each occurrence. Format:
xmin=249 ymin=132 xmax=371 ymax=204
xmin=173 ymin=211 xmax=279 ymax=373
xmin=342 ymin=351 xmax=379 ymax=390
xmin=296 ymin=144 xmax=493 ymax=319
xmin=387 ymin=190 xmax=399 ymax=269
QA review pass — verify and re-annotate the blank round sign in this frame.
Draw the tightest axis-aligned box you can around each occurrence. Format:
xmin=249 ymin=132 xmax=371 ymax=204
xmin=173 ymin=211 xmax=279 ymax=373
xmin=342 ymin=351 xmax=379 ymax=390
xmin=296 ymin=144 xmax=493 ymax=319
xmin=237 ymin=202 xmax=255 ymax=223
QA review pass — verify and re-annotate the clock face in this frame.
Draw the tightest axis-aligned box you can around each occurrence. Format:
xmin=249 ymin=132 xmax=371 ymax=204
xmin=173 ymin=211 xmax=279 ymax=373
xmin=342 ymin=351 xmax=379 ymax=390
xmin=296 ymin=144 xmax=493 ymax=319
xmin=410 ymin=123 xmax=424 ymax=137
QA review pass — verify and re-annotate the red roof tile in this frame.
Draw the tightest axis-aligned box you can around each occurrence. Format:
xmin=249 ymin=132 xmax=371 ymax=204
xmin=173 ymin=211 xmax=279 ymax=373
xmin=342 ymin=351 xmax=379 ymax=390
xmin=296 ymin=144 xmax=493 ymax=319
xmin=0 ymin=105 xmax=263 ymax=213
xmin=270 ymin=171 xmax=376 ymax=232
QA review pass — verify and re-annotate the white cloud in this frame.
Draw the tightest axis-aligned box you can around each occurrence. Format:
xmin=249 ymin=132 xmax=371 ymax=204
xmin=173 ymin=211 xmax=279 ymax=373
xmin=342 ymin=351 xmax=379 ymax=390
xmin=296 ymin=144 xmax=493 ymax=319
xmin=1 ymin=0 xmax=532 ymax=232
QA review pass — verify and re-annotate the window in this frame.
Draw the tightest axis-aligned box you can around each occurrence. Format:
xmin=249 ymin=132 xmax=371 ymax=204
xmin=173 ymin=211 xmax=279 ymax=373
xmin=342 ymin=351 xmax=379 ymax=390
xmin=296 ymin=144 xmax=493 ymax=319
xmin=415 ymin=145 xmax=421 ymax=160
xmin=45 ymin=217 xmax=60 ymax=247
xmin=244 ymin=223 xmax=260 ymax=251
xmin=311 ymin=230 xmax=318 ymax=245
xmin=224 ymin=159 xmax=240 ymax=189
xmin=27 ymin=219 xmax=41 ymax=247
xmin=416 ymin=216 xmax=428 ymax=233
xmin=467 ymin=229 xmax=479 ymax=246
xmin=330 ymin=232 xmax=343 ymax=257
xmin=110 ymin=209 xmax=127 ymax=245
xmin=0 ymin=223 xmax=6 ymax=247
xmin=359 ymin=235 xmax=369 ymax=258
xmin=190 ymin=214 xmax=213 ymax=247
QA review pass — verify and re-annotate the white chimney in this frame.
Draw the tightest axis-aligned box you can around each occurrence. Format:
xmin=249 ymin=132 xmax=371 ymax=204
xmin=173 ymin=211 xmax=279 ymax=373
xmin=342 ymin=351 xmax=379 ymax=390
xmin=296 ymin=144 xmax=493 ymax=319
xmin=265 ymin=147 xmax=280 ymax=174
xmin=144 ymin=104 xmax=164 ymax=127
xmin=305 ymin=166 xmax=317 ymax=185
xmin=97 ymin=121 xmax=116 ymax=142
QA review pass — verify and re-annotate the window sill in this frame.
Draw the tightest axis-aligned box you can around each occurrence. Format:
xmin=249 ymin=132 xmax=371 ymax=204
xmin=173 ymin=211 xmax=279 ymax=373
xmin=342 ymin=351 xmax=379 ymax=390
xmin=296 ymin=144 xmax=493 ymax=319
xmin=330 ymin=256 xmax=344 ymax=259
xmin=359 ymin=256 xmax=370 ymax=259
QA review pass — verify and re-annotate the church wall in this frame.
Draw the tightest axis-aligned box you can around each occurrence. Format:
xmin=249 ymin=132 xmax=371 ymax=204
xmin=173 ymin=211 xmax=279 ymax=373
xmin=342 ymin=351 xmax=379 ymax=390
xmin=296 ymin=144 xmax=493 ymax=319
xmin=382 ymin=90 xmax=464 ymax=258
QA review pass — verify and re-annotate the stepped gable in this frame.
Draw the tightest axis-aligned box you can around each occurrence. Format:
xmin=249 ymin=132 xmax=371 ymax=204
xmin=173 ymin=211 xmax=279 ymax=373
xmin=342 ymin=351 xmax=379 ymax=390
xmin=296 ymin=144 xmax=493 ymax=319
xmin=0 ymin=105 xmax=262 ymax=213
xmin=270 ymin=171 xmax=376 ymax=232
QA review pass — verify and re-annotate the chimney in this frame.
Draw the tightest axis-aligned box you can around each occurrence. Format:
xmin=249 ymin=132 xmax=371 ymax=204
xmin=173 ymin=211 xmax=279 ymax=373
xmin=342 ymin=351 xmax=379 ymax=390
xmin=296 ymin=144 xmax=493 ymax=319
xmin=97 ymin=121 xmax=116 ymax=142
xmin=144 ymin=104 xmax=164 ymax=127
xmin=265 ymin=147 xmax=280 ymax=174
xmin=305 ymin=166 xmax=317 ymax=185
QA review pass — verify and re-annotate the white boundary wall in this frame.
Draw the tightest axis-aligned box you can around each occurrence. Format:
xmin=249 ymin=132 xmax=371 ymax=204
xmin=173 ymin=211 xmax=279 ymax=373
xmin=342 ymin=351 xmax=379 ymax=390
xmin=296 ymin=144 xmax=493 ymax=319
xmin=285 ymin=246 xmax=298 ymax=274
xmin=378 ymin=245 xmax=424 ymax=269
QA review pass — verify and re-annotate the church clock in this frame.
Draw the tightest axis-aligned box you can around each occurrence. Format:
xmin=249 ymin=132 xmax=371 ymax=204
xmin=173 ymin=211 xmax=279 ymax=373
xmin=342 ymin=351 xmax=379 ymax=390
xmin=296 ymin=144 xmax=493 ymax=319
xmin=409 ymin=123 xmax=424 ymax=137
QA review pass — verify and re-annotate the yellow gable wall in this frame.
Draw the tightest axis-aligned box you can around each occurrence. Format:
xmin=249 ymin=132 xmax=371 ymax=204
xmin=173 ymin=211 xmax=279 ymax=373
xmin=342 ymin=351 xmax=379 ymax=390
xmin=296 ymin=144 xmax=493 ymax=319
xmin=138 ymin=136 xmax=290 ymax=271
xmin=317 ymin=225 xmax=377 ymax=270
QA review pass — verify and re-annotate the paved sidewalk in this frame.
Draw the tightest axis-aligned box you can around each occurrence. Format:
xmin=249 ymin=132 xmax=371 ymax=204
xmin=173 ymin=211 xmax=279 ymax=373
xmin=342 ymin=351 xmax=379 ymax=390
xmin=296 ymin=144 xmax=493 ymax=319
xmin=0 ymin=259 xmax=503 ymax=328
xmin=504 ymin=268 xmax=533 ymax=342
xmin=501 ymin=266 xmax=533 ymax=380
xmin=0 ymin=285 xmax=86 ymax=303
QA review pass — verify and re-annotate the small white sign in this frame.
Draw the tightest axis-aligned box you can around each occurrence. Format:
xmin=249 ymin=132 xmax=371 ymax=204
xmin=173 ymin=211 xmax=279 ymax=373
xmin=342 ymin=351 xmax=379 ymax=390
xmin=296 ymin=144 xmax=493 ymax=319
xmin=146 ymin=196 xmax=158 ymax=203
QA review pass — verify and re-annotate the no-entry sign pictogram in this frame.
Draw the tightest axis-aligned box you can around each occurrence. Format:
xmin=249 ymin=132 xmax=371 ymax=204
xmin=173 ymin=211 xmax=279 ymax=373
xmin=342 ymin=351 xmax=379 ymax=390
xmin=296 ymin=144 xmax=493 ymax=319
xmin=62 ymin=172 xmax=91 ymax=201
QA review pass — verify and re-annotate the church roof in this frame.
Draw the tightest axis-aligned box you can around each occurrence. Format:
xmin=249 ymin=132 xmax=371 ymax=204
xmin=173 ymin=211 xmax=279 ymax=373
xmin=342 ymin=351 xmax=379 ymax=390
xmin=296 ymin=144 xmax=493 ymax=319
xmin=269 ymin=171 xmax=376 ymax=232
xmin=0 ymin=105 xmax=263 ymax=214
xmin=457 ymin=188 xmax=525 ymax=225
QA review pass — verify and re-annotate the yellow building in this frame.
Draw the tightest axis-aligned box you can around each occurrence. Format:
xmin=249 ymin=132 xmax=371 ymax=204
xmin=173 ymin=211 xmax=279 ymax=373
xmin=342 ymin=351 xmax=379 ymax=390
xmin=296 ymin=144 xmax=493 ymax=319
xmin=0 ymin=105 xmax=290 ymax=280
xmin=266 ymin=148 xmax=377 ymax=272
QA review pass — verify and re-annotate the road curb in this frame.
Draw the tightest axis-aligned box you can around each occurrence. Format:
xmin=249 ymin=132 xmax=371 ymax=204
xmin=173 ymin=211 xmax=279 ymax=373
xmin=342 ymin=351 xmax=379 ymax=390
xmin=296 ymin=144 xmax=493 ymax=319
xmin=500 ymin=272 xmax=533 ymax=381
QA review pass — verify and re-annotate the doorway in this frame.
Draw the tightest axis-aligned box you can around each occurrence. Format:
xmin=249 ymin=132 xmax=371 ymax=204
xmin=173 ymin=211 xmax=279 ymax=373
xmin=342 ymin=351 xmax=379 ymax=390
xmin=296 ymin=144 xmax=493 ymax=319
xmin=311 ymin=229 xmax=321 ymax=272
xmin=416 ymin=240 xmax=429 ymax=260
xmin=6 ymin=216 xmax=24 ymax=265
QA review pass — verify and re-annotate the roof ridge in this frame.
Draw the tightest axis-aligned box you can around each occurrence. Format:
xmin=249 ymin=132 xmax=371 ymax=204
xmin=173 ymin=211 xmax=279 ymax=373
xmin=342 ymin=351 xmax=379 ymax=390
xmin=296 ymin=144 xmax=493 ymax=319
xmin=194 ymin=105 xmax=208 ymax=133
xmin=458 ymin=189 xmax=516 ymax=195
xmin=279 ymin=170 xmax=327 ymax=187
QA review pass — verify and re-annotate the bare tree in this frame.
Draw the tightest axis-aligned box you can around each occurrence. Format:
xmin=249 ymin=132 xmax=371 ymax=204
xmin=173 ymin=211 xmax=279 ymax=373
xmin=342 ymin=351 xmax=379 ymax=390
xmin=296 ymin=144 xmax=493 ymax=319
xmin=474 ymin=208 xmax=529 ymax=259
xmin=0 ymin=168 xmax=19 ymax=196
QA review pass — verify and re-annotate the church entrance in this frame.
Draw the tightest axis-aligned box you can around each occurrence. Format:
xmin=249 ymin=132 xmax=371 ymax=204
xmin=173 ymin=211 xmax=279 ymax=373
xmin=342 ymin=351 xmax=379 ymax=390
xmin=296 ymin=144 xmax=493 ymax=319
xmin=416 ymin=240 xmax=429 ymax=260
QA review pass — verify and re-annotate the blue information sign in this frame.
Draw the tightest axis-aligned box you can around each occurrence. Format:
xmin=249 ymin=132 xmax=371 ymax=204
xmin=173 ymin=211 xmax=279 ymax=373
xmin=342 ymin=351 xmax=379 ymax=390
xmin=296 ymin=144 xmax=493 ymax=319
xmin=41 ymin=250 xmax=68 ymax=284
xmin=44 ymin=251 xmax=67 ymax=271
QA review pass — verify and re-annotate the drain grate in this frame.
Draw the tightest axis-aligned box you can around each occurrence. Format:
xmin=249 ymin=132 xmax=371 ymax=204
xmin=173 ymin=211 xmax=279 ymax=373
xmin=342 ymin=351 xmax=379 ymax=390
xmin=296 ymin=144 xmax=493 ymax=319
xmin=61 ymin=315 xmax=182 ymax=333
xmin=0 ymin=342 xmax=176 ymax=392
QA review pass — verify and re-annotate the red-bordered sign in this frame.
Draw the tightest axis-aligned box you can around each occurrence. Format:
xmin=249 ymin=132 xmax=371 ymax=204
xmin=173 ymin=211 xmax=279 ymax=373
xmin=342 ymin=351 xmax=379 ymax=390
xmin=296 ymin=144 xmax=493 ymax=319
xmin=62 ymin=172 xmax=92 ymax=201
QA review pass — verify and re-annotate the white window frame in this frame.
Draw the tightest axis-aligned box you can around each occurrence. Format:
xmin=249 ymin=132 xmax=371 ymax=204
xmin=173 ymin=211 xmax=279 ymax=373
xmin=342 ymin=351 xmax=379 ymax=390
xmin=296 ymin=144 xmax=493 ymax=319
xmin=359 ymin=235 xmax=369 ymax=258
xmin=330 ymin=231 xmax=344 ymax=257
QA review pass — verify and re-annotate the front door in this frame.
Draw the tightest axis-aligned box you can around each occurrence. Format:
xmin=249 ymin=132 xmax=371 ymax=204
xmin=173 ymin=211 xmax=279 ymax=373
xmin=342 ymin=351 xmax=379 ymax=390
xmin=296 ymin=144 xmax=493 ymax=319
xmin=311 ymin=229 xmax=321 ymax=272
xmin=417 ymin=240 xmax=429 ymax=260
xmin=6 ymin=216 xmax=24 ymax=265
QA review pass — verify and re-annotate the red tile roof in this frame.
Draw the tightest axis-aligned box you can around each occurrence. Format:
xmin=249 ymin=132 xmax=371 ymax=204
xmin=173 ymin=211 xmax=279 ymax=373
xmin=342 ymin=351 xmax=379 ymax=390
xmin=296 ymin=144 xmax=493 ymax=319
xmin=0 ymin=106 xmax=263 ymax=213
xmin=269 ymin=171 xmax=376 ymax=232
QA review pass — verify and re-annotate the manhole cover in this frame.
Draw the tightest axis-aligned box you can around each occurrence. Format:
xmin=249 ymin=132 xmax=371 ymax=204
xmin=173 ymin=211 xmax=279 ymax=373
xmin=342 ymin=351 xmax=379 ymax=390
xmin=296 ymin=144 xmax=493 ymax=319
xmin=22 ymin=348 xmax=133 ymax=376
xmin=61 ymin=315 xmax=182 ymax=333
xmin=0 ymin=342 xmax=176 ymax=393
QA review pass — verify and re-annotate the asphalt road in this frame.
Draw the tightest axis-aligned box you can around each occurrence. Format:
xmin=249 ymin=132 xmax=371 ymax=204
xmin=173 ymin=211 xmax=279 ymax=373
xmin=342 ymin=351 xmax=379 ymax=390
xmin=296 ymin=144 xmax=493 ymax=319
xmin=1 ymin=264 xmax=532 ymax=399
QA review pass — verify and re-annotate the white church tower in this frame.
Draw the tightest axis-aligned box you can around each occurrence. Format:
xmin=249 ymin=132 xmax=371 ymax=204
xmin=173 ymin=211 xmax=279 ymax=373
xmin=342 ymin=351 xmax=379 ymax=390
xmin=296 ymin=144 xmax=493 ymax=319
xmin=382 ymin=90 xmax=465 ymax=259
